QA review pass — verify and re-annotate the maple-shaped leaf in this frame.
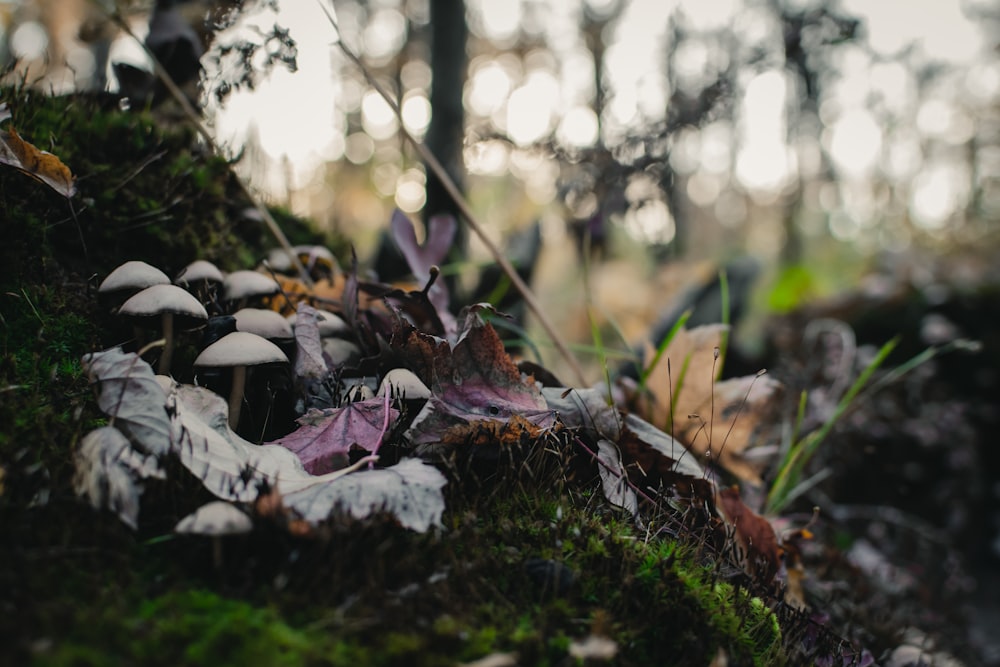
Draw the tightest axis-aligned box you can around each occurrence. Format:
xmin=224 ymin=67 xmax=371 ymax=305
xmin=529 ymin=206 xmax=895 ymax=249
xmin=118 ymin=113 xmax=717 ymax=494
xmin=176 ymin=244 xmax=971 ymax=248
xmin=641 ymin=325 xmax=781 ymax=484
xmin=0 ymin=103 xmax=76 ymax=197
xmin=272 ymin=399 xmax=400 ymax=474
xmin=718 ymin=486 xmax=781 ymax=583
xmin=404 ymin=312 xmax=555 ymax=446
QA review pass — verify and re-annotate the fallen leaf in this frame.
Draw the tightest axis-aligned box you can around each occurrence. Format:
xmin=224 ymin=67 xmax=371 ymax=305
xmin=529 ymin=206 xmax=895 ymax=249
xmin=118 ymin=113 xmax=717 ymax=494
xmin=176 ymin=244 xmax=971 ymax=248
xmin=391 ymin=208 xmax=456 ymax=279
xmin=404 ymin=313 xmax=555 ymax=446
xmin=596 ymin=438 xmax=638 ymax=517
xmin=270 ymin=399 xmax=400 ymax=474
xmin=0 ymin=103 xmax=76 ymax=197
xmin=717 ymin=486 xmax=781 ymax=583
xmin=82 ymin=347 xmax=172 ymax=457
xmin=282 ymin=457 xmax=446 ymax=532
xmin=391 ymin=209 xmax=457 ymax=335
xmin=78 ymin=350 xmax=446 ymax=532
xmin=542 ymin=385 xmax=713 ymax=509
xmin=641 ymin=325 xmax=782 ymax=484
xmin=73 ymin=425 xmax=163 ymax=530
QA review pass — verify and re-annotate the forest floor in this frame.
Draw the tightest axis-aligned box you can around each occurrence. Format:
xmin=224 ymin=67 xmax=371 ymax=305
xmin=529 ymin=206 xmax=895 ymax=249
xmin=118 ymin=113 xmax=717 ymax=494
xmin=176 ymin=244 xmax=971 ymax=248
xmin=2 ymin=87 xmax=999 ymax=667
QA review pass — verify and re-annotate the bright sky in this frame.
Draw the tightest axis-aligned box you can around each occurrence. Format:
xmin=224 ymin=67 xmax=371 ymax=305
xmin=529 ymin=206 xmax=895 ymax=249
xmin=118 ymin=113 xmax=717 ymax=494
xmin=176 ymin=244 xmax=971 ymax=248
xmin=130 ymin=0 xmax=996 ymax=243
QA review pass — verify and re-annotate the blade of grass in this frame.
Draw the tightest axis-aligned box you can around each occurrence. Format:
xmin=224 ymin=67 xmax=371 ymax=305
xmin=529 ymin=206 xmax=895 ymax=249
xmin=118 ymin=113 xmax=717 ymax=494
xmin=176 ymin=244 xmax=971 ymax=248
xmin=638 ymin=310 xmax=692 ymax=390
xmin=767 ymin=337 xmax=898 ymax=514
xmin=718 ymin=268 xmax=730 ymax=377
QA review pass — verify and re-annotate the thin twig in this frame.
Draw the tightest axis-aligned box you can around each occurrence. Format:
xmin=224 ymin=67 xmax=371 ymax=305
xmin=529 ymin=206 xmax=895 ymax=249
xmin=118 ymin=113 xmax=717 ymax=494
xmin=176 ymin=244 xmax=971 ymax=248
xmin=316 ymin=1 xmax=587 ymax=386
xmin=105 ymin=5 xmax=313 ymax=288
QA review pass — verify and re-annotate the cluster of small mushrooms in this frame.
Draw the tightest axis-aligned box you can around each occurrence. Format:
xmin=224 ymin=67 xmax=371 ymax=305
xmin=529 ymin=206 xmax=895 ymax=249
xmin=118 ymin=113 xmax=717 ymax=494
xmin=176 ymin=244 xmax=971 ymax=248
xmin=96 ymin=246 xmax=358 ymax=432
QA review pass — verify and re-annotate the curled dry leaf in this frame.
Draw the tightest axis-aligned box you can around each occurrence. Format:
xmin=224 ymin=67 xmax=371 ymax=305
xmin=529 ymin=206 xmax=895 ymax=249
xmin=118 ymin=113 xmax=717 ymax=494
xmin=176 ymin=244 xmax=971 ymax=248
xmin=404 ymin=314 xmax=556 ymax=447
xmin=542 ymin=385 xmax=714 ymax=509
xmin=596 ymin=439 xmax=638 ymax=517
xmin=0 ymin=103 xmax=76 ymax=197
xmin=717 ymin=486 xmax=782 ymax=583
xmin=390 ymin=209 xmax=457 ymax=336
xmin=73 ymin=425 xmax=164 ymax=530
xmin=82 ymin=347 xmax=172 ymax=457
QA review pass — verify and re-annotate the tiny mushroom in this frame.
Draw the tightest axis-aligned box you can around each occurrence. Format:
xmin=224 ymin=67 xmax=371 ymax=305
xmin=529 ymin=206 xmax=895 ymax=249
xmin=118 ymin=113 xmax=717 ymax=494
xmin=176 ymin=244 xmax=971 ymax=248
xmin=267 ymin=245 xmax=339 ymax=280
xmin=234 ymin=307 xmax=295 ymax=358
xmin=223 ymin=270 xmax=281 ymax=310
xmin=175 ymin=500 xmax=253 ymax=568
xmin=288 ymin=309 xmax=349 ymax=337
xmin=377 ymin=368 xmax=431 ymax=401
xmin=118 ymin=284 xmax=208 ymax=375
xmin=175 ymin=259 xmax=225 ymax=308
xmin=98 ymin=260 xmax=170 ymax=308
xmin=193 ymin=331 xmax=288 ymax=430
xmin=233 ymin=308 xmax=294 ymax=343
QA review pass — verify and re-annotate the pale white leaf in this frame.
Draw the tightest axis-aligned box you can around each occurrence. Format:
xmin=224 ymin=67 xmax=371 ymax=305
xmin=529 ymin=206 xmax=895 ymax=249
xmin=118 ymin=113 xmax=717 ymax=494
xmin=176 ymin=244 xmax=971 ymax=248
xmin=73 ymin=425 xmax=162 ymax=530
xmin=81 ymin=348 xmax=171 ymax=457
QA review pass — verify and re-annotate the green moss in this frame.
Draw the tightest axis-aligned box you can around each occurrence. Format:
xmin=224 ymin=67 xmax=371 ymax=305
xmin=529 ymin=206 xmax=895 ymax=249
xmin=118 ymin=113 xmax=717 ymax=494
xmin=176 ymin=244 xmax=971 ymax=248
xmin=1 ymin=87 xmax=793 ymax=667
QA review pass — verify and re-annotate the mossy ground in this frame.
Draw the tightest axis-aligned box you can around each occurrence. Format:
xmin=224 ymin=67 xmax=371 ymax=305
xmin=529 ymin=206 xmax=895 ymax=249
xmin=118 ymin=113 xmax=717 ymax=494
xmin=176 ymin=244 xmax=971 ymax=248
xmin=0 ymin=86 xmax=797 ymax=666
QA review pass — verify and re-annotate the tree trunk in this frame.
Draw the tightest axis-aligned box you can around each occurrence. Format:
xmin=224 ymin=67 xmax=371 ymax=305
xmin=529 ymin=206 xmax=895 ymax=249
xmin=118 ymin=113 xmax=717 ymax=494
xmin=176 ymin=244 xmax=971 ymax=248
xmin=425 ymin=0 xmax=468 ymax=234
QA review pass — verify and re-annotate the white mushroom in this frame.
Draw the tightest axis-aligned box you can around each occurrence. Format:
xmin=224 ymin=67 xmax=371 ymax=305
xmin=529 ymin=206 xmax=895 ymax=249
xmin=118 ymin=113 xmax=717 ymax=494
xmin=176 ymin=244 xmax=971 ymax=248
xmin=174 ymin=259 xmax=225 ymax=286
xmin=287 ymin=309 xmax=349 ymax=337
xmin=119 ymin=284 xmax=208 ymax=375
xmin=377 ymin=368 xmax=431 ymax=400
xmin=175 ymin=501 xmax=253 ymax=568
xmin=233 ymin=308 xmax=294 ymax=343
xmin=193 ymin=331 xmax=288 ymax=430
xmin=266 ymin=245 xmax=338 ymax=276
xmin=98 ymin=260 xmax=170 ymax=306
xmin=223 ymin=270 xmax=281 ymax=310
xmin=174 ymin=260 xmax=225 ymax=304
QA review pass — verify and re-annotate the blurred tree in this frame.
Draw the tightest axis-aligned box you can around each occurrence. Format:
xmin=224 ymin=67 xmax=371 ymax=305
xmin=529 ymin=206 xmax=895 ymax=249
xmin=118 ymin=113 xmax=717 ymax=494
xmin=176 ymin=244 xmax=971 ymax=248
xmin=424 ymin=0 xmax=467 ymax=228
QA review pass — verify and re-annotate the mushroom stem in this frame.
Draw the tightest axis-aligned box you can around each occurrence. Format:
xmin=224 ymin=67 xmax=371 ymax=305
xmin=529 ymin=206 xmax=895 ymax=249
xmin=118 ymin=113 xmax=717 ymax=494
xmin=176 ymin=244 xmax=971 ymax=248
xmin=228 ymin=365 xmax=247 ymax=430
xmin=158 ymin=313 xmax=175 ymax=375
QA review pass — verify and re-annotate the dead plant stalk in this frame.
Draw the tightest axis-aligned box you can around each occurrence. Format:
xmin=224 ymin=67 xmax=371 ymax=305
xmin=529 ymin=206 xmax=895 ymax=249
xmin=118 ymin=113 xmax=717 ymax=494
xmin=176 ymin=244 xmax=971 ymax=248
xmin=316 ymin=1 xmax=588 ymax=386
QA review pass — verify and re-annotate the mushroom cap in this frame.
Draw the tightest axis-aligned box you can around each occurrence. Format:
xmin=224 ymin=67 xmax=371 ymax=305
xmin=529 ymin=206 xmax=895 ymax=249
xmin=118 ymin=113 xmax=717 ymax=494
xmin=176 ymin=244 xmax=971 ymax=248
xmin=234 ymin=308 xmax=294 ymax=341
xmin=175 ymin=501 xmax=252 ymax=536
xmin=223 ymin=270 xmax=280 ymax=301
xmin=287 ymin=309 xmax=349 ymax=337
xmin=118 ymin=284 xmax=209 ymax=327
xmin=175 ymin=260 xmax=224 ymax=286
xmin=267 ymin=245 xmax=338 ymax=273
xmin=99 ymin=260 xmax=170 ymax=294
xmin=377 ymin=368 xmax=431 ymax=400
xmin=322 ymin=337 xmax=360 ymax=366
xmin=193 ymin=331 xmax=288 ymax=368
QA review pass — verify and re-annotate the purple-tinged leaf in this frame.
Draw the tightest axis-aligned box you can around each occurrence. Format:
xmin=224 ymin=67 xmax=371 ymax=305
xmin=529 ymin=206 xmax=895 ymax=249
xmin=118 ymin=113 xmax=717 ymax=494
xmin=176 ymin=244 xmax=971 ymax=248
xmin=390 ymin=209 xmax=456 ymax=278
xmin=272 ymin=399 xmax=400 ymax=474
xmin=404 ymin=314 xmax=555 ymax=445
xmin=390 ymin=210 xmax=458 ymax=337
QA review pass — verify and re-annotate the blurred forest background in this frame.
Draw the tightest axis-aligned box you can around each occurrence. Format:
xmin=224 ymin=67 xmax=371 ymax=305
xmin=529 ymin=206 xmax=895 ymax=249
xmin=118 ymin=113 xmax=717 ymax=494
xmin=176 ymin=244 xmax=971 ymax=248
xmin=2 ymin=0 xmax=998 ymax=374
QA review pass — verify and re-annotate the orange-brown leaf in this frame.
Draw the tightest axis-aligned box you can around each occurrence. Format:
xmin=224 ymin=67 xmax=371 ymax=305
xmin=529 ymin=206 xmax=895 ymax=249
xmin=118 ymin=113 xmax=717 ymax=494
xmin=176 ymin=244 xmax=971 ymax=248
xmin=0 ymin=117 xmax=76 ymax=198
xmin=641 ymin=325 xmax=781 ymax=484
xmin=718 ymin=485 xmax=781 ymax=583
